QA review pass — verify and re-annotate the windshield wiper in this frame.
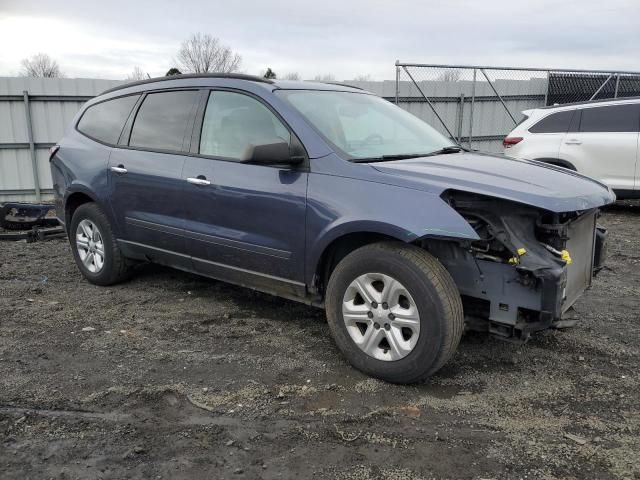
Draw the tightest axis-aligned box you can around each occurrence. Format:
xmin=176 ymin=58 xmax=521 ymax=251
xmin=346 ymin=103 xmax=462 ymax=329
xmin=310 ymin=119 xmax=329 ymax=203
xmin=352 ymin=146 xmax=465 ymax=163
xmin=352 ymin=153 xmax=434 ymax=163
xmin=423 ymin=146 xmax=465 ymax=156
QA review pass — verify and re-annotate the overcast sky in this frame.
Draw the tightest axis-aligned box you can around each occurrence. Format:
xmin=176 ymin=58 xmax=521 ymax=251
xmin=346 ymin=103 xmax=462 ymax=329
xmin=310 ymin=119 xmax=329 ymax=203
xmin=1 ymin=0 xmax=639 ymax=80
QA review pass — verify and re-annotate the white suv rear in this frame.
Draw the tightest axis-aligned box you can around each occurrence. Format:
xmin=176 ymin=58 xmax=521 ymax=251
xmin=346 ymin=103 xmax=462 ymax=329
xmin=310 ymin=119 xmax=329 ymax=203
xmin=503 ymin=98 xmax=640 ymax=198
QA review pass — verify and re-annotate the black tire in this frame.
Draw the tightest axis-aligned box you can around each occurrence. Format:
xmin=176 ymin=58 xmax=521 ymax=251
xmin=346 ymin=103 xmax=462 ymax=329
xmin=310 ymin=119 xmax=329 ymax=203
xmin=69 ymin=203 xmax=131 ymax=286
xmin=325 ymin=241 xmax=463 ymax=384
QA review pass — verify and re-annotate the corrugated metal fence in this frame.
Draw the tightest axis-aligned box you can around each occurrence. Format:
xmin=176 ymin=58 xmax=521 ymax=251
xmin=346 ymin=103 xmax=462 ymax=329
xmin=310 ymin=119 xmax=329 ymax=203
xmin=0 ymin=77 xmax=122 ymax=203
xmin=3 ymin=68 xmax=640 ymax=202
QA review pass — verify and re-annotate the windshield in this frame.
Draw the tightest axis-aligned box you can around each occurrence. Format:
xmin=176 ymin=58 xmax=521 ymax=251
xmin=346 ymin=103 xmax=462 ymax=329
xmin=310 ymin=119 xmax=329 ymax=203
xmin=275 ymin=90 xmax=456 ymax=160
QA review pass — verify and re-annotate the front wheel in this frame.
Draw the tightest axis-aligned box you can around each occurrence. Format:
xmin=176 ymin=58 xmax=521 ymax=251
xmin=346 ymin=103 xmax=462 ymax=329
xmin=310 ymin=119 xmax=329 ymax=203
xmin=325 ymin=242 xmax=463 ymax=384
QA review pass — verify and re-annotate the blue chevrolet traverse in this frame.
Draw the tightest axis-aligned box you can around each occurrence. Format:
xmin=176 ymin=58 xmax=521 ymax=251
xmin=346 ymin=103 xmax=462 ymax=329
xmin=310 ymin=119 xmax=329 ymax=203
xmin=50 ymin=73 xmax=615 ymax=383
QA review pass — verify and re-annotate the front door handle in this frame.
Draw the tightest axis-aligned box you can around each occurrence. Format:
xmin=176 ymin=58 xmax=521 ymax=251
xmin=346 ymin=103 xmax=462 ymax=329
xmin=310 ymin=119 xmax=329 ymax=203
xmin=110 ymin=165 xmax=128 ymax=174
xmin=564 ymin=139 xmax=582 ymax=145
xmin=187 ymin=176 xmax=211 ymax=186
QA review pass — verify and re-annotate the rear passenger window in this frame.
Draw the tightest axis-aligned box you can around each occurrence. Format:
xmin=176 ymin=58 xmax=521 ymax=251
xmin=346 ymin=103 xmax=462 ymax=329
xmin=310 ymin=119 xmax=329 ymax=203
xmin=77 ymin=95 xmax=139 ymax=144
xmin=529 ymin=110 xmax=574 ymax=133
xmin=129 ymin=90 xmax=199 ymax=152
xmin=579 ymin=104 xmax=640 ymax=133
xmin=199 ymin=91 xmax=290 ymax=160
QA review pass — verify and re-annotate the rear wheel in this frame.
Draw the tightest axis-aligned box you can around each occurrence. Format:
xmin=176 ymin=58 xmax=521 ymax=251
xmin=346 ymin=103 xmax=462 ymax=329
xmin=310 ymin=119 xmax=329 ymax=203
xmin=69 ymin=203 xmax=131 ymax=286
xmin=325 ymin=242 xmax=463 ymax=384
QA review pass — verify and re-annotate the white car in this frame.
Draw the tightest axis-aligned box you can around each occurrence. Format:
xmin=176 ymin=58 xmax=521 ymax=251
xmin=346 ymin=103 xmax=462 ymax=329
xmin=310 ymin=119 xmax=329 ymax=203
xmin=503 ymin=97 xmax=640 ymax=198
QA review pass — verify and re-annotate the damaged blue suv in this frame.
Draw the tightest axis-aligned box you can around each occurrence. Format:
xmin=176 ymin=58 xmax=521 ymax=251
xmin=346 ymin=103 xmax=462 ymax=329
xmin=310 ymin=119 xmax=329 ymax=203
xmin=50 ymin=74 xmax=614 ymax=383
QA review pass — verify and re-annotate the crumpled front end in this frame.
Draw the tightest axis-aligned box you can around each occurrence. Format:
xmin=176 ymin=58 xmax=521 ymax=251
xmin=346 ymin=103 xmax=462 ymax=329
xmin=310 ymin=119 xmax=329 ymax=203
xmin=420 ymin=191 xmax=608 ymax=341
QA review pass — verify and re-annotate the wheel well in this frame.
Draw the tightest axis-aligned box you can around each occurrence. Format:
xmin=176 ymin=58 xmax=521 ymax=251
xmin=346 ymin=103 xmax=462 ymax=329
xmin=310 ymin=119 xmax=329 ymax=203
xmin=315 ymin=232 xmax=398 ymax=296
xmin=535 ymin=158 xmax=577 ymax=171
xmin=65 ymin=192 xmax=94 ymax=228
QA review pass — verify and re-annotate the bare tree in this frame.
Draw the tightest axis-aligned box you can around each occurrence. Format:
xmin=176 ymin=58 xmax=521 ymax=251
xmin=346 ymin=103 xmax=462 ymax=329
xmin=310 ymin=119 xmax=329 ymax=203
xmin=20 ymin=53 xmax=63 ymax=78
xmin=283 ymin=72 xmax=300 ymax=80
xmin=176 ymin=33 xmax=241 ymax=74
xmin=313 ymin=74 xmax=335 ymax=82
xmin=126 ymin=66 xmax=149 ymax=81
xmin=437 ymin=69 xmax=462 ymax=82
xmin=263 ymin=67 xmax=277 ymax=79
xmin=353 ymin=74 xmax=372 ymax=82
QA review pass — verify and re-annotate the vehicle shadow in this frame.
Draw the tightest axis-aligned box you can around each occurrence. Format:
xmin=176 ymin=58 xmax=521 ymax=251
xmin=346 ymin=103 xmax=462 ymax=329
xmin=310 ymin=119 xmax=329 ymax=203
xmin=603 ymin=199 xmax=640 ymax=213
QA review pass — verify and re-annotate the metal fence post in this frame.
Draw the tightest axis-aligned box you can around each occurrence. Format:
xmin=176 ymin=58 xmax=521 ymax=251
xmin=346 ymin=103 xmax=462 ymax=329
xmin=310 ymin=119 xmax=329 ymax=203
xmin=457 ymin=94 xmax=465 ymax=143
xmin=614 ymin=73 xmax=621 ymax=98
xmin=544 ymin=70 xmax=550 ymax=106
xmin=23 ymin=90 xmax=41 ymax=202
xmin=468 ymin=69 xmax=476 ymax=149
xmin=395 ymin=60 xmax=400 ymax=105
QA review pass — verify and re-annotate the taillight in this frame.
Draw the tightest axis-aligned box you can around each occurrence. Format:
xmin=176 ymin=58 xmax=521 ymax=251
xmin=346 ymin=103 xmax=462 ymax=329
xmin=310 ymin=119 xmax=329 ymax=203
xmin=49 ymin=145 xmax=60 ymax=161
xmin=503 ymin=137 xmax=523 ymax=148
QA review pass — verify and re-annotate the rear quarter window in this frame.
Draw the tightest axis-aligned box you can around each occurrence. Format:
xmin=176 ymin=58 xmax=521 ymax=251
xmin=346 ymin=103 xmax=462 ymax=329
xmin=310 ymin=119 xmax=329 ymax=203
xmin=528 ymin=110 xmax=574 ymax=134
xmin=77 ymin=95 xmax=140 ymax=144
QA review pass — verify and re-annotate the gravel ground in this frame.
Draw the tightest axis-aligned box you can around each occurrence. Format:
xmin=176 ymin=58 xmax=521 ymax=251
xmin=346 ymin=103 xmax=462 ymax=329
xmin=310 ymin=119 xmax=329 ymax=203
xmin=0 ymin=203 xmax=638 ymax=479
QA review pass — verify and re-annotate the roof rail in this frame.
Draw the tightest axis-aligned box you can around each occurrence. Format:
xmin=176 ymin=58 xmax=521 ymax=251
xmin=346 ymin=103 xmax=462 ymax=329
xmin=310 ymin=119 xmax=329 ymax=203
xmin=540 ymin=95 xmax=640 ymax=109
xmin=100 ymin=73 xmax=273 ymax=95
xmin=319 ymin=81 xmax=364 ymax=91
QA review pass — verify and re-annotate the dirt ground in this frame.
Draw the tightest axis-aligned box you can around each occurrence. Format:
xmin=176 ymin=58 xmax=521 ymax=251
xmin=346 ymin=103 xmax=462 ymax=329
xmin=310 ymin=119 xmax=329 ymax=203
xmin=1 ymin=203 xmax=638 ymax=480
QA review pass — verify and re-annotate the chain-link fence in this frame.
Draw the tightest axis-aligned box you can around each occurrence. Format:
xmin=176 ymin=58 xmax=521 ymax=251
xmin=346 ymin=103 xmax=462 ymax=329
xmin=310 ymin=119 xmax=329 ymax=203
xmin=395 ymin=62 xmax=640 ymax=153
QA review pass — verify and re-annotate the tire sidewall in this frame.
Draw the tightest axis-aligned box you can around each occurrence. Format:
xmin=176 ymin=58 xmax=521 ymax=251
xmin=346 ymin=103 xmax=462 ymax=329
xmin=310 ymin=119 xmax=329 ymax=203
xmin=69 ymin=203 xmax=117 ymax=285
xmin=326 ymin=246 xmax=452 ymax=383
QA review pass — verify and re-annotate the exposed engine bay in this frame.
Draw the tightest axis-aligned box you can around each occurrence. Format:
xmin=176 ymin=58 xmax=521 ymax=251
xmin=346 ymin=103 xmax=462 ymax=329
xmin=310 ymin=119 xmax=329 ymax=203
xmin=419 ymin=191 xmax=608 ymax=342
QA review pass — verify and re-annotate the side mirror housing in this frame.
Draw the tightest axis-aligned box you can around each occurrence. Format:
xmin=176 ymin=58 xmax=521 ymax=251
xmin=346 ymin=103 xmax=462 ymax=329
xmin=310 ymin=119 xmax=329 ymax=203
xmin=240 ymin=141 xmax=303 ymax=166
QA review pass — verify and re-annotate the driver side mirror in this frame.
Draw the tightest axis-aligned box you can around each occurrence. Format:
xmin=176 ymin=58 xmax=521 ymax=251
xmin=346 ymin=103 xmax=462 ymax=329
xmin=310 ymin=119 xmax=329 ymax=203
xmin=240 ymin=141 xmax=303 ymax=166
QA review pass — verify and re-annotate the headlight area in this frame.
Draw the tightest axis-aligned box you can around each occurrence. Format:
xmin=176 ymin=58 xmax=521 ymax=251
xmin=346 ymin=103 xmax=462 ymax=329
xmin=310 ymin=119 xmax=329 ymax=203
xmin=418 ymin=191 xmax=599 ymax=342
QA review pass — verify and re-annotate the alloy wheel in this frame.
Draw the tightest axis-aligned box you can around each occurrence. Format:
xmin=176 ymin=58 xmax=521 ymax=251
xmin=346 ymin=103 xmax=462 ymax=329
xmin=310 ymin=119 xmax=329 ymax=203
xmin=75 ymin=219 xmax=105 ymax=273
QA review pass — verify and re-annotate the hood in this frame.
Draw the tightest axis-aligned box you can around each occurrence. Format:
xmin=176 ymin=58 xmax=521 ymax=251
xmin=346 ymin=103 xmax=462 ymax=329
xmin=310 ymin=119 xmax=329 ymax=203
xmin=370 ymin=152 xmax=616 ymax=212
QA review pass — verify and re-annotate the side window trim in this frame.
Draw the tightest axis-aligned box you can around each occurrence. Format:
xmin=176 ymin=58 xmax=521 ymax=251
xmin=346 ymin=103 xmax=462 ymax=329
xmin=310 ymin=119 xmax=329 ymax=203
xmin=191 ymin=88 xmax=308 ymax=167
xmin=568 ymin=108 xmax=581 ymax=133
xmin=117 ymin=93 xmax=146 ymax=146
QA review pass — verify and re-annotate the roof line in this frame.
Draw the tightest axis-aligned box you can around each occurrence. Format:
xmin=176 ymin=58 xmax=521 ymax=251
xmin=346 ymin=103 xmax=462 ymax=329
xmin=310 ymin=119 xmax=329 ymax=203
xmin=100 ymin=73 xmax=273 ymax=95
xmin=319 ymin=81 xmax=364 ymax=91
xmin=541 ymin=95 xmax=640 ymax=109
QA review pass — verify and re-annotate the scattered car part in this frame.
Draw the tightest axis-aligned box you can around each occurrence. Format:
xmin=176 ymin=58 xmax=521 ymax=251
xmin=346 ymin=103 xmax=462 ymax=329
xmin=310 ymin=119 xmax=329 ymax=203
xmin=0 ymin=202 xmax=59 ymax=230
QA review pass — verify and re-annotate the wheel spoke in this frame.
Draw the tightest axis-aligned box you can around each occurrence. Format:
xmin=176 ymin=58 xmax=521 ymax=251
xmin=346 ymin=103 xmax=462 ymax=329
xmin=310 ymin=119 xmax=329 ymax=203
xmin=361 ymin=327 xmax=385 ymax=354
xmin=83 ymin=252 xmax=94 ymax=268
xmin=80 ymin=221 xmax=92 ymax=239
xmin=343 ymin=302 xmax=370 ymax=326
xmin=353 ymin=276 xmax=379 ymax=306
xmin=380 ymin=275 xmax=400 ymax=304
xmin=385 ymin=326 xmax=412 ymax=360
xmin=389 ymin=305 xmax=420 ymax=327
xmin=76 ymin=237 xmax=89 ymax=250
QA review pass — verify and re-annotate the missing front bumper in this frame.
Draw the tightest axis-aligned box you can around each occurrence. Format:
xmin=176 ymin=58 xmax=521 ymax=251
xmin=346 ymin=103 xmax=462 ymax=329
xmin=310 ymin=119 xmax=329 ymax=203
xmin=424 ymin=209 xmax=605 ymax=342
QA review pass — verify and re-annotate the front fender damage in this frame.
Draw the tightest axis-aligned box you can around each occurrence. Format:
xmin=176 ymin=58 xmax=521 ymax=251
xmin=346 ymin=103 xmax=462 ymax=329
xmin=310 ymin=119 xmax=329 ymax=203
xmin=419 ymin=191 xmax=605 ymax=342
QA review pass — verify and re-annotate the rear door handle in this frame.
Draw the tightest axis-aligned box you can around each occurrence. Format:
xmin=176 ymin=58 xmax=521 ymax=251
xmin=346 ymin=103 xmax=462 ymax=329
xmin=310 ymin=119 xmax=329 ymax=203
xmin=187 ymin=176 xmax=211 ymax=186
xmin=110 ymin=165 xmax=128 ymax=174
xmin=565 ymin=139 xmax=582 ymax=145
